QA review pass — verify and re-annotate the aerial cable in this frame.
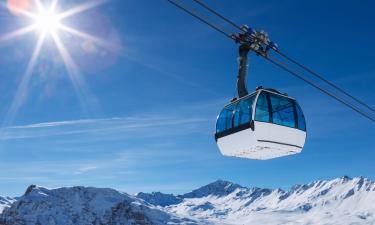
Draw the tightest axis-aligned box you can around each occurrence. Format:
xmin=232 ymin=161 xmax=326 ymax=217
xmin=166 ymin=0 xmax=235 ymax=40
xmin=166 ymin=0 xmax=375 ymax=123
xmin=272 ymin=50 xmax=375 ymax=113
xmin=191 ymin=0 xmax=242 ymax=31
xmin=188 ymin=0 xmax=375 ymax=114
xmin=264 ymin=56 xmax=375 ymax=122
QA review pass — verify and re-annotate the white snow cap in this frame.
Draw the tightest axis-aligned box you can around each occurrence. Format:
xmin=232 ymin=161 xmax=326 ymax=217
xmin=1 ymin=176 xmax=375 ymax=225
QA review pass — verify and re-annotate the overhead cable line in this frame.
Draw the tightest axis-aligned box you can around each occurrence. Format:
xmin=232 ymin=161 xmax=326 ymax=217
xmin=191 ymin=0 xmax=242 ymax=30
xmin=166 ymin=0 xmax=235 ymax=40
xmin=272 ymin=50 xmax=375 ymax=113
xmin=186 ymin=0 xmax=375 ymax=114
xmin=264 ymin=56 xmax=375 ymax=122
xmin=166 ymin=0 xmax=375 ymax=122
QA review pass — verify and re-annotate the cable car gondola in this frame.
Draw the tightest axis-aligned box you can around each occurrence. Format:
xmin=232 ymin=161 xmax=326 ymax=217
xmin=215 ymin=87 xmax=306 ymax=160
xmin=214 ymin=33 xmax=307 ymax=160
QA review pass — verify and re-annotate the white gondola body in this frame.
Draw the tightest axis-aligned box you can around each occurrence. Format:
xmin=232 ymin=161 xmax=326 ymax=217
xmin=217 ymin=121 xmax=306 ymax=160
xmin=215 ymin=89 xmax=307 ymax=160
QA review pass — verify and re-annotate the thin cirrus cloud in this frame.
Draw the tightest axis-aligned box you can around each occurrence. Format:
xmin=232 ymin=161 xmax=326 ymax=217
xmin=1 ymin=98 xmax=223 ymax=141
xmin=9 ymin=117 xmax=123 ymax=129
xmin=74 ymin=165 xmax=98 ymax=175
xmin=2 ymin=114 xmax=213 ymax=141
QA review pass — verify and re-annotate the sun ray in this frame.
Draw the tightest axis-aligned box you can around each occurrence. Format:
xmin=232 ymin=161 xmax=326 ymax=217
xmin=19 ymin=10 xmax=36 ymax=19
xmin=50 ymin=0 xmax=59 ymax=11
xmin=0 ymin=0 xmax=108 ymax=130
xmin=51 ymin=32 xmax=100 ymax=116
xmin=0 ymin=25 xmax=37 ymax=43
xmin=58 ymin=25 xmax=120 ymax=52
xmin=34 ymin=0 xmax=44 ymax=11
xmin=3 ymin=33 xmax=46 ymax=128
xmin=58 ymin=0 xmax=107 ymax=20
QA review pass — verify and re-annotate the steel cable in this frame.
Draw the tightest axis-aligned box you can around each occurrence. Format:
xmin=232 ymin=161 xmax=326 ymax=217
xmin=166 ymin=0 xmax=375 ymax=123
xmin=167 ymin=0 xmax=235 ymax=41
xmin=264 ymin=56 xmax=375 ymax=122
xmin=188 ymin=0 xmax=375 ymax=114
xmin=273 ymin=49 xmax=375 ymax=113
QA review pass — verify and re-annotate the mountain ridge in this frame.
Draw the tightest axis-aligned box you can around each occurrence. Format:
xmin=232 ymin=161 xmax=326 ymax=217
xmin=0 ymin=176 xmax=374 ymax=225
xmin=137 ymin=176 xmax=375 ymax=224
xmin=137 ymin=175 xmax=370 ymax=206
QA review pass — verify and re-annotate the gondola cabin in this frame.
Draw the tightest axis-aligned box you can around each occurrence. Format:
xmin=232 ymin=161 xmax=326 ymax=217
xmin=215 ymin=88 xmax=306 ymax=160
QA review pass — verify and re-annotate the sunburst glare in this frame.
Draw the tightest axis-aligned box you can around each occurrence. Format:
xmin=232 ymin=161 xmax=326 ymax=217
xmin=34 ymin=6 xmax=61 ymax=35
xmin=0 ymin=0 xmax=112 ymax=129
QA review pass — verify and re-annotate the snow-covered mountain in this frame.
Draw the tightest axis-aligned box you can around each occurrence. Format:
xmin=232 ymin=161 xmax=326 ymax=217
xmin=137 ymin=177 xmax=375 ymax=225
xmin=1 ymin=176 xmax=375 ymax=225
xmin=0 ymin=185 xmax=199 ymax=225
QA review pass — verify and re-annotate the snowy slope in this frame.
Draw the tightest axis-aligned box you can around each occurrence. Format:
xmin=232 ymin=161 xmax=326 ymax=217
xmin=138 ymin=177 xmax=375 ymax=225
xmin=0 ymin=196 xmax=15 ymax=214
xmin=1 ymin=177 xmax=374 ymax=225
xmin=0 ymin=185 xmax=200 ymax=225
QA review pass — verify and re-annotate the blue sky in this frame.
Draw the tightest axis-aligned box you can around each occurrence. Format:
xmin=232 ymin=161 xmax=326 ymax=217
xmin=0 ymin=0 xmax=374 ymax=197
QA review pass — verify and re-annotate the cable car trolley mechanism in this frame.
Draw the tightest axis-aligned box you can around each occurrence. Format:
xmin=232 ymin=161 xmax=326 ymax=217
xmin=167 ymin=0 xmax=375 ymax=160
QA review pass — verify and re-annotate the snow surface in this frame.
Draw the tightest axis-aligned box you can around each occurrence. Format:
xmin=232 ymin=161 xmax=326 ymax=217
xmin=0 ymin=196 xmax=15 ymax=214
xmin=1 ymin=176 xmax=375 ymax=225
xmin=138 ymin=177 xmax=375 ymax=225
xmin=0 ymin=185 xmax=200 ymax=225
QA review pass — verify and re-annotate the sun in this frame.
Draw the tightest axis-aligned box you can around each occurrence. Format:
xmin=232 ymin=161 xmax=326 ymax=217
xmin=34 ymin=8 xmax=61 ymax=35
xmin=0 ymin=0 xmax=112 ymax=128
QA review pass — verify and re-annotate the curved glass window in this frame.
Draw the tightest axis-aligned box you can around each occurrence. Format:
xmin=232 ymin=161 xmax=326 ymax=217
xmin=216 ymin=103 xmax=236 ymax=133
xmin=295 ymin=103 xmax=306 ymax=131
xmin=255 ymin=92 xmax=270 ymax=122
xmin=269 ymin=93 xmax=296 ymax=128
xmin=233 ymin=94 xmax=256 ymax=127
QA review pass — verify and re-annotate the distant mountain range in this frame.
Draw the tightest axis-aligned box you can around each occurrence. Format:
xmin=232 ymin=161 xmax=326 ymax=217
xmin=1 ymin=176 xmax=374 ymax=225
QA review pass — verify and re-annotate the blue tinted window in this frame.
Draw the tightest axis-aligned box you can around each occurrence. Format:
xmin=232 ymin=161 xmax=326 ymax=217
xmin=216 ymin=104 xmax=236 ymax=133
xmin=233 ymin=95 xmax=256 ymax=127
xmin=295 ymin=103 xmax=306 ymax=131
xmin=255 ymin=92 xmax=270 ymax=122
xmin=269 ymin=93 xmax=296 ymax=128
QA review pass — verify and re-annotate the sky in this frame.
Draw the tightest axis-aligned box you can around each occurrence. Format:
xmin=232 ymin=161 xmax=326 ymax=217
xmin=0 ymin=0 xmax=374 ymax=197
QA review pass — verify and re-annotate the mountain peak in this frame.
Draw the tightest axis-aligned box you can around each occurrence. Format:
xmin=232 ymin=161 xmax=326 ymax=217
xmin=203 ymin=179 xmax=241 ymax=190
xmin=24 ymin=184 xmax=38 ymax=195
xmin=210 ymin=179 xmax=236 ymax=186
xmin=136 ymin=191 xmax=182 ymax=207
xmin=341 ymin=175 xmax=352 ymax=181
xmin=1 ymin=186 xmax=195 ymax=225
xmin=181 ymin=180 xmax=243 ymax=198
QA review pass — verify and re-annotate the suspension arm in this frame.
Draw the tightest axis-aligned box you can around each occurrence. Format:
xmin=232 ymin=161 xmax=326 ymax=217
xmin=237 ymin=44 xmax=251 ymax=98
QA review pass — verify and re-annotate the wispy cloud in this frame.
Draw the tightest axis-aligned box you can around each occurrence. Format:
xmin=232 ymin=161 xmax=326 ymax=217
xmin=8 ymin=118 xmax=121 ymax=129
xmin=74 ymin=165 xmax=98 ymax=175
xmin=1 ymin=114 xmax=212 ymax=140
xmin=0 ymin=97 xmax=225 ymax=142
